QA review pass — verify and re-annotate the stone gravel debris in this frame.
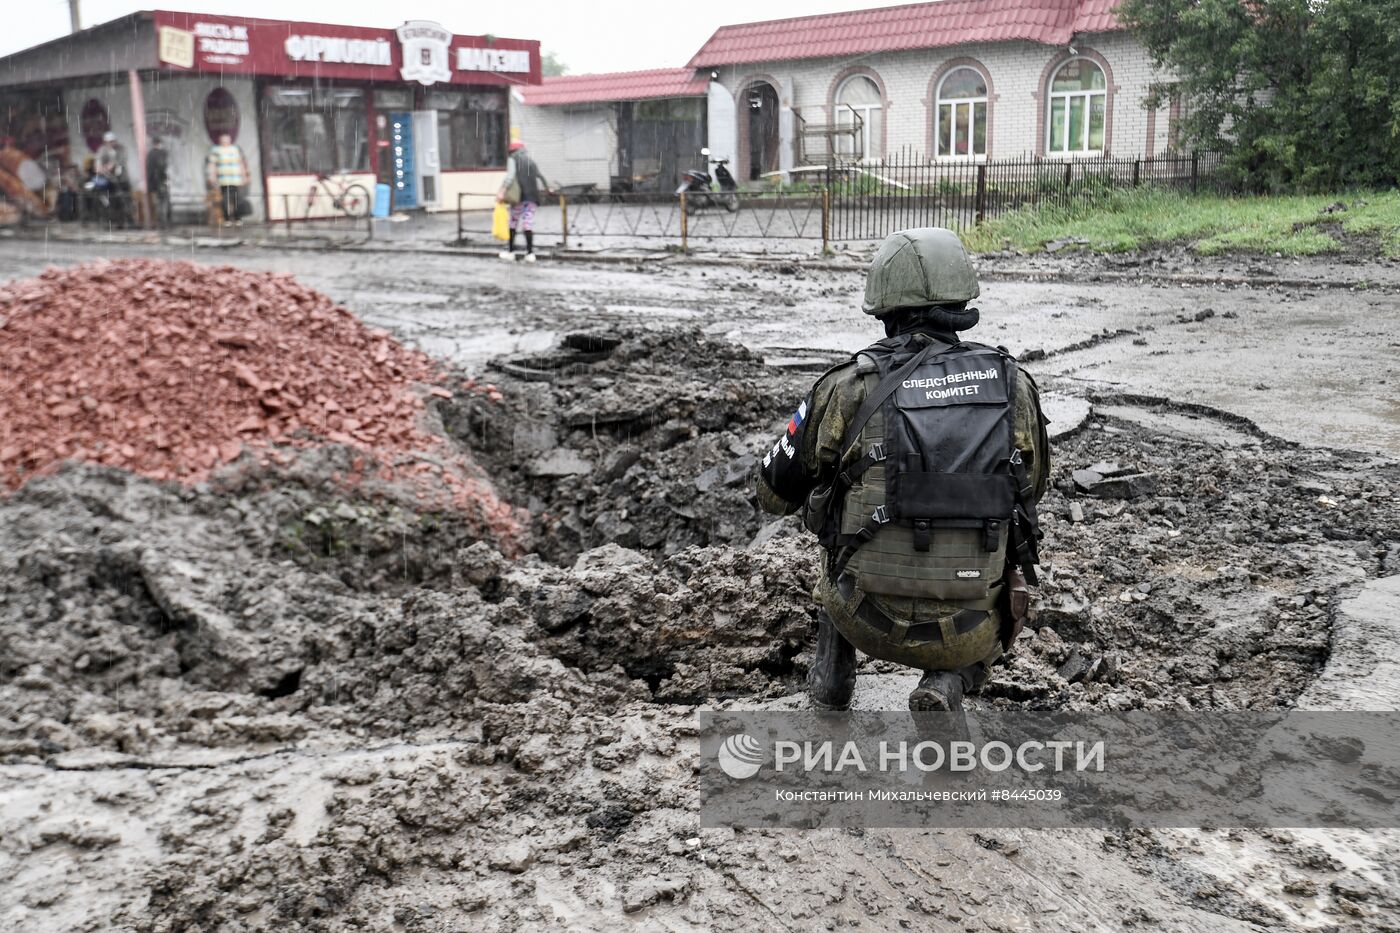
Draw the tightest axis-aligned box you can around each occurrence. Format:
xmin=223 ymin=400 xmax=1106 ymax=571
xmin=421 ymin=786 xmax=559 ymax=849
xmin=0 ymin=258 xmax=523 ymax=546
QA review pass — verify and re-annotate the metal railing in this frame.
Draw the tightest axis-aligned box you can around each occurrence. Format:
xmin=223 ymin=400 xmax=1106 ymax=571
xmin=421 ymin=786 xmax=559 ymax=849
xmin=458 ymin=190 xmax=827 ymax=251
xmin=453 ymin=152 xmax=1223 ymax=251
xmin=797 ymin=105 xmax=866 ymax=166
xmin=266 ymin=190 xmax=375 ymax=240
xmin=567 ymin=191 xmax=825 ymax=246
xmin=825 ymin=149 xmax=1226 ymax=241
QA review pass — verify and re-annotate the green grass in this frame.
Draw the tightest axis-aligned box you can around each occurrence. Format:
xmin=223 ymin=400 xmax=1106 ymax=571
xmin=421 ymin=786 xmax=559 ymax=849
xmin=962 ymin=188 xmax=1400 ymax=257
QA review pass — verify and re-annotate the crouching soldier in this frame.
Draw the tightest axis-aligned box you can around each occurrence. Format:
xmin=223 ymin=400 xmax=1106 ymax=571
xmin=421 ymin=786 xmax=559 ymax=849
xmin=757 ymin=227 xmax=1051 ymax=712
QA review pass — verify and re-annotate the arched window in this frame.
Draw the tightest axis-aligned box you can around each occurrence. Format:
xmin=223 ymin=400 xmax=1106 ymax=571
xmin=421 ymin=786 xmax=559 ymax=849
xmin=935 ymin=67 xmax=988 ymax=158
xmin=1047 ymin=58 xmax=1107 ymax=154
xmin=835 ymin=75 xmax=883 ymax=160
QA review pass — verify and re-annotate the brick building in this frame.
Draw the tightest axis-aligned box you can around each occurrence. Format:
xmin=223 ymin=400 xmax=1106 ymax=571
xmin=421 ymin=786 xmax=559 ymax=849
xmin=0 ymin=11 xmax=540 ymax=221
xmin=520 ymin=0 xmax=1180 ymax=192
xmin=693 ymin=0 xmax=1178 ymax=182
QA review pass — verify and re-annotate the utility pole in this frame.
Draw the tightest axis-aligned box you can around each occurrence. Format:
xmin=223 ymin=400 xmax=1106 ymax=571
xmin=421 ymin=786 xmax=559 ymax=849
xmin=69 ymin=0 xmax=81 ymax=33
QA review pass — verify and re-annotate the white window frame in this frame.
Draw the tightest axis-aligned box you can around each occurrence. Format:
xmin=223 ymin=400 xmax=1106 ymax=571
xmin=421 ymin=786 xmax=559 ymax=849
xmin=1046 ymin=58 xmax=1107 ymax=156
xmin=835 ymin=75 xmax=883 ymax=162
xmin=934 ymin=67 xmax=988 ymax=161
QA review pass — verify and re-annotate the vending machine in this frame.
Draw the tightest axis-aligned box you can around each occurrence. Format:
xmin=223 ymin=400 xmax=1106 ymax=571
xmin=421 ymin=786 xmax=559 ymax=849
xmin=387 ymin=111 xmax=441 ymax=210
xmin=389 ymin=111 xmax=416 ymax=209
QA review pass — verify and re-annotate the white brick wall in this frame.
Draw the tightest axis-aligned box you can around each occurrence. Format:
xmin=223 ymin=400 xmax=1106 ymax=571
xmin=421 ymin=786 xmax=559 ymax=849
xmin=709 ymin=30 xmax=1174 ymax=167
xmin=514 ymin=32 xmax=1177 ymax=192
xmin=513 ymin=98 xmax=615 ymax=190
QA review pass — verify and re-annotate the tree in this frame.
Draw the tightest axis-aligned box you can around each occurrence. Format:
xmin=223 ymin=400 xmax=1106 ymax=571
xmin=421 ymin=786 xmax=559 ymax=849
xmin=541 ymin=51 xmax=568 ymax=77
xmin=1120 ymin=0 xmax=1400 ymax=190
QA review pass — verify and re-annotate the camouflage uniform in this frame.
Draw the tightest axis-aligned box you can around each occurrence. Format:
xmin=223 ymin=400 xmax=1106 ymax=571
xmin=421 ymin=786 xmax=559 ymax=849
xmin=756 ymin=228 xmax=1051 ymax=693
xmin=757 ymin=341 xmax=1050 ymax=677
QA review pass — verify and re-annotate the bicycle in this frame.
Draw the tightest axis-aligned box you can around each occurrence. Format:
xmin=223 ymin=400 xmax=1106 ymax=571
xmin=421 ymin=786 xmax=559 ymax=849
xmin=305 ymin=172 xmax=371 ymax=219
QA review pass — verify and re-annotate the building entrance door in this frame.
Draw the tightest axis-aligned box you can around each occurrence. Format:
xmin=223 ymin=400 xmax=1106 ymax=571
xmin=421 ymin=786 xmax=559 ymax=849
xmin=746 ymin=82 xmax=780 ymax=181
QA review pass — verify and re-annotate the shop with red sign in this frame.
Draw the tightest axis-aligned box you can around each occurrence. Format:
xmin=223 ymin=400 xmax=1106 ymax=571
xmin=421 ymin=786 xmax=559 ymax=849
xmin=0 ymin=10 xmax=541 ymax=224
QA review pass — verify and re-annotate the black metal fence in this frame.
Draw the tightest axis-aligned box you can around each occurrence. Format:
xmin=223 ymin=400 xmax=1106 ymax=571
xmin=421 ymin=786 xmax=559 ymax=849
xmin=825 ymin=149 xmax=1226 ymax=240
xmin=456 ymin=151 xmax=1224 ymax=249
xmin=456 ymin=190 xmax=827 ymax=250
xmin=567 ymin=191 xmax=825 ymax=242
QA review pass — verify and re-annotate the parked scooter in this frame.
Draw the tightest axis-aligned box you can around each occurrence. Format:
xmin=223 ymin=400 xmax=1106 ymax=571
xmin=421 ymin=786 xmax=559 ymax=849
xmin=677 ymin=148 xmax=740 ymax=213
xmin=83 ymin=173 xmax=129 ymax=228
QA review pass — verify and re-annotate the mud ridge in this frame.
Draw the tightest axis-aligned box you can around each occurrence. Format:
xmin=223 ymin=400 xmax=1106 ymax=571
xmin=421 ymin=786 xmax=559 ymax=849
xmin=1019 ymin=327 xmax=1140 ymax=362
xmin=1089 ymin=390 xmax=1305 ymax=447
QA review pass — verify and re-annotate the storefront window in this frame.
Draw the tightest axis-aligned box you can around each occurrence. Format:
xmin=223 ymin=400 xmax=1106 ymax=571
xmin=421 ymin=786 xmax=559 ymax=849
xmin=301 ymin=113 xmax=332 ymax=170
xmin=262 ymin=85 xmax=369 ymax=174
xmin=427 ymin=89 xmax=507 ymax=169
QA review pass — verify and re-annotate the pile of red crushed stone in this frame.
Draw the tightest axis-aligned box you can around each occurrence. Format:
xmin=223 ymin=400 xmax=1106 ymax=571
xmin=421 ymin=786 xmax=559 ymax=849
xmin=0 ymin=258 xmax=522 ymax=547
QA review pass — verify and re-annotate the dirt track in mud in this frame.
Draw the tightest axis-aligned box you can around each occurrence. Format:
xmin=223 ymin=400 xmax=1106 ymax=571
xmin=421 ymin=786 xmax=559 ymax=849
xmin=1 ymin=241 xmax=1399 ymax=932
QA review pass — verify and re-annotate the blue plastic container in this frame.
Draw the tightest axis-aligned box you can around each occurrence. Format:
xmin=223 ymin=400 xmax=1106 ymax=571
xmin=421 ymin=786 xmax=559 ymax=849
xmin=373 ymin=183 xmax=391 ymax=218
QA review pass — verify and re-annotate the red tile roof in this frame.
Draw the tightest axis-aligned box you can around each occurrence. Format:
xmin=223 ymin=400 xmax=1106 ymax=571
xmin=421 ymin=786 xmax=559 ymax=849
xmin=520 ymin=68 xmax=708 ymax=106
xmin=688 ymin=0 xmax=1124 ymax=68
xmin=1071 ymin=0 xmax=1124 ymax=32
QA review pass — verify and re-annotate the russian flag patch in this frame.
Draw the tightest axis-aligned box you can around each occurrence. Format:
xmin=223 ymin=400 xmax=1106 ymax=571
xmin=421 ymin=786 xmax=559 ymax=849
xmin=786 ymin=400 xmax=808 ymax=436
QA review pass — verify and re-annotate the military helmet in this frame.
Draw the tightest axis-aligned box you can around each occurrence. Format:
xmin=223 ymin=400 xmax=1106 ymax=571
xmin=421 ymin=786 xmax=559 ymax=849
xmin=862 ymin=227 xmax=979 ymax=316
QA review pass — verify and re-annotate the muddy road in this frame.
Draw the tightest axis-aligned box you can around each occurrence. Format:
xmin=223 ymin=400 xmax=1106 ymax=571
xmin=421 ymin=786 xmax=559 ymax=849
xmin=1 ymin=242 xmax=1398 ymax=932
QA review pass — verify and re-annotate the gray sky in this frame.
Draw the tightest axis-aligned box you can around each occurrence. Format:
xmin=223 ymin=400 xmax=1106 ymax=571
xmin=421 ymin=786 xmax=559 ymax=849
xmin=11 ymin=0 xmax=908 ymax=73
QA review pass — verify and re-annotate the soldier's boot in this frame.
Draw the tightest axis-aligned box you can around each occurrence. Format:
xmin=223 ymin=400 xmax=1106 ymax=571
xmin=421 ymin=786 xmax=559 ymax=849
xmin=807 ymin=611 xmax=857 ymax=710
xmin=908 ymin=670 xmax=965 ymax=712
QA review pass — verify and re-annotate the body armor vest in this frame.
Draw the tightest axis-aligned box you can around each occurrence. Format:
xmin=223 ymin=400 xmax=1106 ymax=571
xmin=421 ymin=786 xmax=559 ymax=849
xmin=820 ymin=335 xmax=1037 ymax=602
